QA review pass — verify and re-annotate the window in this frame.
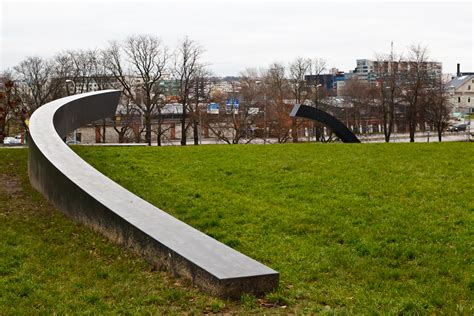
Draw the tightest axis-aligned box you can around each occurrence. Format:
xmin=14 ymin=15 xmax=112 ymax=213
xmin=458 ymin=97 xmax=461 ymax=103
xmin=468 ymin=85 xmax=471 ymax=90
xmin=469 ymin=97 xmax=471 ymax=103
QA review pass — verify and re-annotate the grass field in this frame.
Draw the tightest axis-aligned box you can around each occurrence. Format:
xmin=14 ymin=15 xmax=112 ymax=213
xmin=1 ymin=143 xmax=473 ymax=314
xmin=0 ymin=149 xmax=232 ymax=314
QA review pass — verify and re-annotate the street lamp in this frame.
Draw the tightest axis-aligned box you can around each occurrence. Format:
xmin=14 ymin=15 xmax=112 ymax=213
xmin=314 ymin=84 xmax=322 ymax=106
xmin=65 ymin=80 xmax=77 ymax=143
xmin=65 ymin=79 xmax=76 ymax=96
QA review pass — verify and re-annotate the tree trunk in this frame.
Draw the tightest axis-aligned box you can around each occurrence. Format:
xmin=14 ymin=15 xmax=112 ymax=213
xmin=387 ymin=110 xmax=394 ymax=142
xmin=291 ymin=118 xmax=298 ymax=143
xmin=383 ymin=106 xmax=389 ymax=143
xmin=409 ymin=129 xmax=415 ymax=142
xmin=156 ymin=109 xmax=162 ymax=147
xmin=102 ymin=119 xmax=106 ymax=143
xmin=0 ymin=103 xmax=6 ymax=143
xmin=409 ymin=117 xmax=415 ymax=142
xmin=383 ymin=109 xmax=390 ymax=143
xmin=193 ymin=119 xmax=199 ymax=145
xmin=315 ymin=126 xmax=322 ymax=142
xmin=145 ymin=114 xmax=152 ymax=146
xmin=387 ymin=94 xmax=395 ymax=143
xmin=181 ymin=105 xmax=187 ymax=146
xmin=409 ymin=106 xmax=416 ymax=143
xmin=157 ymin=123 xmax=162 ymax=146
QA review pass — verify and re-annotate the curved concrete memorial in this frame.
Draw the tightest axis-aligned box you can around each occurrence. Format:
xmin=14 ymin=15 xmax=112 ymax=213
xmin=290 ymin=104 xmax=360 ymax=143
xmin=28 ymin=90 xmax=278 ymax=298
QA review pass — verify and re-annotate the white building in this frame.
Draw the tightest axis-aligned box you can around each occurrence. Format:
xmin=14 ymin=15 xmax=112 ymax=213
xmin=352 ymin=59 xmax=442 ymax=84
xmin=446 ymin=75 xmax=474 ymax=115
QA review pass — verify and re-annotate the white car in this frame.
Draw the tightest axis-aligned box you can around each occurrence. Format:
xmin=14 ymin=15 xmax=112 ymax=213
xmin=3 ymin=135 xmax=22 ymax=145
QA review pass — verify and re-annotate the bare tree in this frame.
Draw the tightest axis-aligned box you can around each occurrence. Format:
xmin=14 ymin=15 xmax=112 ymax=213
xmin=309 ymin=58 xmax=327 ymax=108
xmin=305 ymin=58 xmax=328 ymax=141
xmin=52 ymin=53 xmax=76 ymax=96
xmin=188 ymin=65 xmax=211 ymax=145
xmin=88 ymin=49 xmax=120 ymax=143
xmin=264 ymin=62 xmax=292 ymax=143
xmin=59 ymin=49 xmax=115 ymax=142
xmin=203 ymin=77 xmax=258 ymax=144
xmin=0 ymin=73 xmax=20 ymax=142
xmin=89 ymin=49 xmax=116 ymax=90
xmin=12 ymin=56 xmax=65 ymax=131
xmin=105 ymin=35 xmax=168 ymax=146
xmin=173 ymin=37 xmax=202 ymax=146
xmin=425 ymin=77 xmax=451 ymax=142
xmin=0 ymin=79 xmax=7 ymax=143
xmin=240 ymin=68 xmax=260 ymax=106
xmin=288 ymin=57 xmax=311 ymax=142
xmin=113 ymin=97 xmax=143 ymax=143
xmin=238 ymin=68 xmax=261 ymax=141
xmin=374 ymin=49 xmax=403 ymax=142
xmin=401 ymin=44 xmax=431 ymax=142
xmin=340 ymin=78 xmax=378 ymax=134
xmin=58 ymin=50 xmax=96 ymax=94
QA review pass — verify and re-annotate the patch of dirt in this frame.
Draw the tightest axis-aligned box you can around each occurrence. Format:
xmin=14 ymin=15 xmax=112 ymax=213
xmin=0 ymin=174 xmax=23 ymax=196
xmin=0 ymin=171 xmax=55 ymax=217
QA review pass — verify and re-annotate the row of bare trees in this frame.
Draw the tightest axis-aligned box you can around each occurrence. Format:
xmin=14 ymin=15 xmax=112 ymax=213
xmin=201 ymin=58 xmax=328 ymax=145
xmin=2 ymin=34 xmax=206 ymax=146
xmin=340 ymin=45 xmax=451 ymax=142
xmin=213 ymin=45 xmax=450 ymax=144
xmin=1 ymin=38 xmax=452 ymax=144
xmin=99 ymin=35 xmax=207 ymax=146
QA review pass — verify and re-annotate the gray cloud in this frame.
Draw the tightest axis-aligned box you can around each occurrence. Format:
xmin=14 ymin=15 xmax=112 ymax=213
xmin=1 ymin=0 xmax=472 ymax=75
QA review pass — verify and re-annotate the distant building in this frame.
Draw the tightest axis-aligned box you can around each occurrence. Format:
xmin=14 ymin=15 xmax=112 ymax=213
xmin=353 ymin=59 xmax=377 ymax=83
xmin=304 ymin=74 xmax=334 ymax=91
xmin=352 ymin=59 xmax=442 ymax=84
xmin=446 ymin=73 xmax=474 ymax=115
xmin=158 ymin=77 xmax=180 ymax=97
xmin=305 ymin=69 xmax=355 ymax=95
xmin=332 ymin=69 xmax=352 ymax=94
xmin=210 ymin=80 xmax=241 ymax=94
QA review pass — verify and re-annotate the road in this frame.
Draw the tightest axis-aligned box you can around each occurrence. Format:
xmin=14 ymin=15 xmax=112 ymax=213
xmin=1 ymin=132 xmax=472 ymax=148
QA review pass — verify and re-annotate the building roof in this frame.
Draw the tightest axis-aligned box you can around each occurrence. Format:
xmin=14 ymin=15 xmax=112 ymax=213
xmin=446 ymin=75 xmax=474 ymax=90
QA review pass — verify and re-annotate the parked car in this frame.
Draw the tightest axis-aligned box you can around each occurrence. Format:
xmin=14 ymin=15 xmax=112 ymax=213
xmin=454 ymin=124 xmax=467 ymax=132
xmin=447 ymin=123 xmax=467 ymax=132
xmin=3 ymin=135 xmax=22 ymax=145
xmin=66 ymin=140 xmax=81 ymax=145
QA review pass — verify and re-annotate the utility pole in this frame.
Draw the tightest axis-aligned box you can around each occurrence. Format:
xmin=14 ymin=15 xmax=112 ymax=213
xmin=391 ymin=41 xmax=394 ymax=62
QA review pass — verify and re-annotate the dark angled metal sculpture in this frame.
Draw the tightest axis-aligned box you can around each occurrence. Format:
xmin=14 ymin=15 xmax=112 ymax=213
xmin=290 ymin=104 xmax=360 ymax=143
xmin=28 ymin=90 xmax=278 ymax=298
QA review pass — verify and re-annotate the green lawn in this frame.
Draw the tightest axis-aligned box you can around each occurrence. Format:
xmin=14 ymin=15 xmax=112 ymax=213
xmin=0 ymin=149 xmax=231 ymax=314
xmin=1 ymin=143 xmax=473 ymax=314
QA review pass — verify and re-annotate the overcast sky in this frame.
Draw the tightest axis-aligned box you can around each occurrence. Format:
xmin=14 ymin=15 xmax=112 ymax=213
xmin=1 ymin=0 xmax=473 ymax=76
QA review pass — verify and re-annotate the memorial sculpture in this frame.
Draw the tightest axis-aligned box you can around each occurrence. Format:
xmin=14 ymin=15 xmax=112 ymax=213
xmin=28 ymin=90 xmax=278 ymax=298
xmin=290 ymin=104 xmax=360 ymax=143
